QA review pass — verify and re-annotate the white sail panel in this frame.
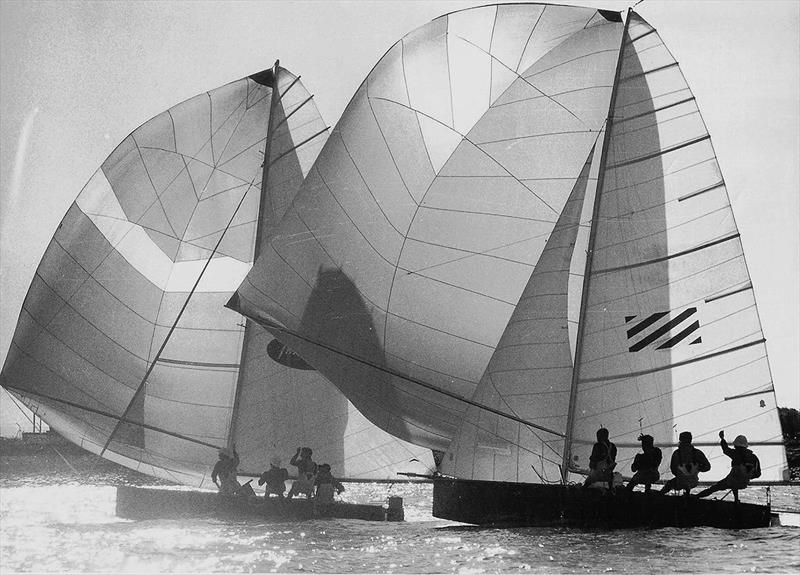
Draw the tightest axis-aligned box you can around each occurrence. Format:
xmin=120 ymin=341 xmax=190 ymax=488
xmin=233 ymin=5 xmax=624 ymax=451
xmin=229 ymin=68 xmax=434 ymax=480
xmin=569 ymin=12 xmax=787 ymax=482
xmin=442 ymin=145 xmax=596 ymax=483
xmin=2 ymin=65 xmax=434 ymax=486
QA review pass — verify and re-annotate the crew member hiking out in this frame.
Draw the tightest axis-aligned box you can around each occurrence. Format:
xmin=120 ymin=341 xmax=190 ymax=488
xmin=211 ymin=445 xmax=241 ymax=496
xmin=696 ymin=431 xmax=761 ymax=502
xmin=625 ymin=434 xmax=662 ymax=493
xmin=660 ymin=431 xmax=710 ymax=496
xmin=583 ymin=428 xmax=617 ymax=490
xmin=314 ymin=463 xmax=345 ymax=502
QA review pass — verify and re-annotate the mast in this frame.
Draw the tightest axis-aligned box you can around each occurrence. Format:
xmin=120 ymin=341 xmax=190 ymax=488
xmin=560 ymin=9 xmax=632 ymax=484
xmin=226 ymin=60 xmax=282 ymax=450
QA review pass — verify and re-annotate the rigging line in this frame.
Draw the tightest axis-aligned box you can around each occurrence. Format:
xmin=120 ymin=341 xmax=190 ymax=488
xmin=484 ymin=370 xmax=565 ymax=462
xmin=250 ymin=314 xmax=565 ymax=439
xmin=561 ymin=10 xmax=630 ymax=484
xmin=3 ymin=384 xmax=224 ymax=450
xmin=6 ymin=337 xmax=138 ymax=419
xmin=100 ymin=176 xmax=258 ymax=457
xmin=4 ymin=388 xmax=36 ymax=427
xmin=452 ymin=33 xmax=588 ymax=129
xmin=227 ymin=61 xmax=284 ymax=451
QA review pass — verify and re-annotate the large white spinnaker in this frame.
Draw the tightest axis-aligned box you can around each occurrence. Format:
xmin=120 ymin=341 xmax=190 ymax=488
xmin=441 ymin=144 xmax=599 ymax=482
xmin=1 ymin=65 xmax=433 ymax=487
xmin=232 ymin=4 xmax=628 ymax=451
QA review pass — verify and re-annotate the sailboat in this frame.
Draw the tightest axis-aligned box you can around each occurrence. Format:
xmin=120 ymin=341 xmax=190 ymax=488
xmin=0 ymin=62 xmax=433 ymax=500
xmin=230 ymin=4 xmax=789 ymax=528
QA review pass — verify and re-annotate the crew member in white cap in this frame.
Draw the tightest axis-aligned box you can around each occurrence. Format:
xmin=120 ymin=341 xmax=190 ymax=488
xmin=696 ymin=430 xmax=761 ymax=502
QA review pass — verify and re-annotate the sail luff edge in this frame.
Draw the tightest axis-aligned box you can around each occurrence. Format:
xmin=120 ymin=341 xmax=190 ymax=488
xmin=560 ymin=8 xmax=632 ymax=483
xmin=227 ymin=60 xmax=283 ymax=451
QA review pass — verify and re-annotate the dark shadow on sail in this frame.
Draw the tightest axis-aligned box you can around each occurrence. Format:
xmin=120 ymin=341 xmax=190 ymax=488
xmin=577 ymin=23 xmax=675 ymax=450
xmin=276 ymin=266 xmax=407 ymax=460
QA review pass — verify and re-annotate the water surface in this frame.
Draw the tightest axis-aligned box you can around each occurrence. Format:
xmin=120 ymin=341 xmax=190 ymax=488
xmin=1 ymin=471 xmax=798 ymax=573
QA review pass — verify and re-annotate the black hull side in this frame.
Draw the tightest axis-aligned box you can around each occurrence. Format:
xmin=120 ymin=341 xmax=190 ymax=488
xmin=433 ymin=478 xmax=771 ymax=529
xmin=116 ymin=486 xmax=398 ymax=522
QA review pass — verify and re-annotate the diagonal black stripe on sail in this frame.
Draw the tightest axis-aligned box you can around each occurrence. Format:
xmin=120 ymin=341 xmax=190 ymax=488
xmin=628 ymin=307 xmax=696 ymax=352
xmin=626 ymin=311 xmax=668 ymax=339
xmin=656 ymin=319 xmax=700 ymax=349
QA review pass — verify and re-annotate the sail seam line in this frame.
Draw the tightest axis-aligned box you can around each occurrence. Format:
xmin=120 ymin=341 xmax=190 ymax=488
xmin=452 ymin=32 xmax=588 ymax=129
xmin=100 ymin=172 xmax=258 ymax=456
xmin=578 ymin=338 xmax=765 ymax=383
xmin=524 ymin=48 xmax=619 ymax=79
xmin=490 ymin=85 xmax=613 ymax=111
xmin=371 ymin=96 xmax=558 ymax=213
xmin=416 ymin=204 xmax=559 ymax=223
xmin=474 ymin=129 xmax=599 ymax=146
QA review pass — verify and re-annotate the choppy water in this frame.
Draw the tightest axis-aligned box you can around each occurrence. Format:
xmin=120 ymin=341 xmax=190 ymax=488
xmin=1 ymin=471 xmax=799 ymax=574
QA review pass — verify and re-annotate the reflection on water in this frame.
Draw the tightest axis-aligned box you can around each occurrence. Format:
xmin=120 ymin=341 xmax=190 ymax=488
xmin=1 ymin=476 xmax=799 ymax=573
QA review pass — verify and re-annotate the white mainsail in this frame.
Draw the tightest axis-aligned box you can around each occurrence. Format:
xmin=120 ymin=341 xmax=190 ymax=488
xmin=231 ymin=3 xmax=628 ymax=451
xmin=1 ymin=64 xmax=433 ymax=487
xmin=442 ymin=8 xmax=787 ymax=484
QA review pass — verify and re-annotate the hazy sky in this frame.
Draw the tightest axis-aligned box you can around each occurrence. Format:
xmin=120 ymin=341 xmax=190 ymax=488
xmin=1 ymin=0 xmax=797 ymax=436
